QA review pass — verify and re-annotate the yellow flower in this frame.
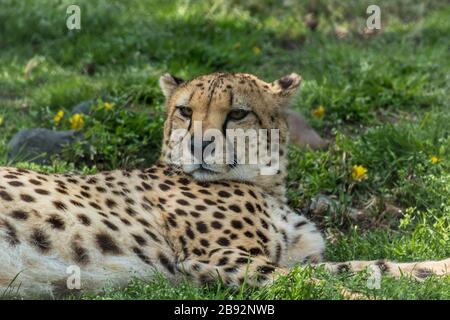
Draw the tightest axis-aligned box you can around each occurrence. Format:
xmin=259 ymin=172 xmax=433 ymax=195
xmin=103 ymin=102 xmax=114 ymax=110
xmin=53 ymin=110 xmax=64 ymax=124
xmin=312 ymin=105 xmax=325 ymax=119
xmin=234 ymin=42 xmax=241 ymax=49
xmin=252 ymin=46 xmax=261 ymax=55
xmin=430 ymin=156 xmax=441 ymax=164
xmin=352 ymin=165 xmax=368 ymax=182
xmin=0 ymin=115 xmax=4 ymax=126
xmin=70 ymin=114 xmax=85 ymax=130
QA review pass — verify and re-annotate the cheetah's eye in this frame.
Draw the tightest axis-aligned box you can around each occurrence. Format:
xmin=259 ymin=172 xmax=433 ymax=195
xmin=176 ymin=106 xmax=193 ymax=118
xmin=228 ymin=109 xmax=250 ymax=121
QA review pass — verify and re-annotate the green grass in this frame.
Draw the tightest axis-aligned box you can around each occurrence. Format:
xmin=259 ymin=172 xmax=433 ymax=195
xmin=0 ymin=0 xmax=449 ymax=299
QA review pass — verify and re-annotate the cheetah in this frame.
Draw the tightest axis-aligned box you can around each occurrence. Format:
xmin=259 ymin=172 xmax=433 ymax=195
xmin=0 ymin=72 xmax=449 ymax=297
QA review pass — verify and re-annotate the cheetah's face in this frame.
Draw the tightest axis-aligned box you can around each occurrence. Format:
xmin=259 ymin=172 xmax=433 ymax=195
xmin=159 ymin=72 xmax=301 ymax=182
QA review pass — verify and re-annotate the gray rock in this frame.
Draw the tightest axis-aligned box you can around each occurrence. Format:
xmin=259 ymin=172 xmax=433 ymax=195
xmin=71 ymin=99 xmax=96 ymax=115
xmin=7 ymin=129 xmax=83 ymax=164
xmin=287 ymin=110 xmax=329 ymax=150
xmin=71 ymin=96 xmax=117 ymax=115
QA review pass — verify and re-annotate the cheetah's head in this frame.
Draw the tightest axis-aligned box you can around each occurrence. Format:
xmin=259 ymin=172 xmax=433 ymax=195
xmin=159 ymin=72 xmax=301 ymax=197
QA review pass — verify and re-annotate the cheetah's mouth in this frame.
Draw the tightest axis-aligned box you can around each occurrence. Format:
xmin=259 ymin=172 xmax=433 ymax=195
xmin=184 ymin=163 xmax=226 ymax=181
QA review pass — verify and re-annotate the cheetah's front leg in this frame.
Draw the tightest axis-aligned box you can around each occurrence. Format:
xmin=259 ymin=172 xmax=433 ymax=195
xmin=178 ymin=248 xmax=287 ymax=287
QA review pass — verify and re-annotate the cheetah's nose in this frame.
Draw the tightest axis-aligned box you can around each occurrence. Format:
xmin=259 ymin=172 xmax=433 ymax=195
xmin=190 ymin=137 xmax=214 ymax=161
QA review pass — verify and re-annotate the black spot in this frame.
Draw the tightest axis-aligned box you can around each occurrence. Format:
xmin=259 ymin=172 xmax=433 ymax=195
xmin=260 ymin=219 xmax=269 ymax=230
xmin=231 ymin=220 xmax=243 ymax=230
xmin=8 ymin=180 xmax=24 ymax=187
xmin=249 ymin=248 xmax=263 ymax=256
xmin=158 ymin=252 xmax=175 ymax=274
xmin=72 ymin=243 xmax=90 ymax=265
xmin=20 ymin=194 xmax=35 ymax=202
xmin=137 ymin=218 xmax=150 ymax=227
xmin=77 ymin=214 xmax=91 ymax=226
xmin=295 ymin=221 xmax=308 ymax=228
xmin=104 ymin=198 xmax=117 ymax=209
xmin=244 ymin=231 xmax=254 ymax=238
xmin=229 ymin=205 xmax=241 ymax=213
xmin=200 ymin=239 xmax=210 ymax=247
xmin=133 ymin=247 xmax=152 ymax=265
xmin=80 ymin=191 xmax=91 ymax=199
xmin=275 ymin=243 xmax=282 ymax=264
xmin=203 ymin=199 xmax=216 ymax=205
xmin=217 ymin=257 xmax=229 ymax=266
xmin=120 ymin=218 xmax=131 ymax=226
xmin=53 ymin=201 xmax=68 ymax=211
xmin=235 ymin=257 xmax=250 ymax=264
xmin=10 ymin=210 xmax=28 ymax=220
xmin=196 ymin=221 xmax=208 ymax=233
xmin=145 ymin=229 xmax=161 ymax=243
xmin=178 ymin=177 xmax=190 ymax=185
xmin=375 ymin=260 xmax=389 ymax=272
xmin=102 ymin=219 xmax=119 ymax=231
xmin=175 ymin=208 xmax=188 ymax=216
xmin=218 ymin=190 xmax=231 ymax=198
xmin=132 ymin=234 xmax=147 ymax=246
xmin=126 ymin=207 xmax=137 ymax=216
xmin=243 ymin=217 xmax=254 ymax=226
xmin=224 ymin=267 xmax=238 ymax=273
xmin=3 ymin=174 xmax=18 ymax=179
xmin=336 ymin=263 xmax=350 ymax=273
xmin=142 ymin=182 xmax=152 ymax=190
xmin=95 ymin=233 xmax=122 ymax=254
xmin=415 ymin=268 xmax=434 ymax=279
xmin=35 ymin=189 xmax=50 ymax=195
xmin=195 ymin=205 xmax=207 ymax=211
xmin=213 ymin=212 xmax=225 ymax=219
xmin=278 ymin=76 xmax=293 ymax=89
xmin=70 ymin=200 xmax=85 ymax=208
xmin=256 ymin=230 xmax=269 ymax=243
xmin=96 ymin=186 xmax=107 ymax=193
xmin=89 ymin=202 xmax=102 ymax=210
xmin=234 ymin=189 xmax=244 ymax=196
xmin=164 ymin=179 xmax=175 ymax=186
xmin=244 ymin=202 xmax=255 ymax=213
xmin=46 ymin=215 xmax=65 ymax=230
xmin=186 ymin=226 xmax=195 ymax=240
xmin=55 ymin=188 xmax=68 ymax=195
xmin=30 ymin=229 xmax=52 ymax=253
xmin=190 ymin=211 xmax=200 ymax=218
xmin=159 ymin=183 xmax=170 ymax=191
xmin=258 ymin=265 xmax=275 ymax=274
xmin=29 ymin=179 xmax=42 ymax=185
xmin=211 ymin=221 xmax=223 ymax=229
xmin=176 ymin=199 xmax=189 ymax=206
xmin=181 ymin=191 xmax=196 ymax=199
xmin=0 ymin=219 xmax=20 ymax=245
xmin=217 ymin=237 xmax=230 ymax=246
xmin=167 ymin=217 xmax=178 ymax=227
xmin=86 ymin=177 xmax=98 ymax=184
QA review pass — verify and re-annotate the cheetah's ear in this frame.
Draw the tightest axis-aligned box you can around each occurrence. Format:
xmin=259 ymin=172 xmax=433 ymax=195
xmin=159 ymin=73 xmax=185 ymax=98
xmin=270 ymin=73 xmax=302 ymax=103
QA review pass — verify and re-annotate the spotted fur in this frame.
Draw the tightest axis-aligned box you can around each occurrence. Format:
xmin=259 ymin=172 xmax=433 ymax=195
xmin=0 ymin=72 xmax=448 ymax=297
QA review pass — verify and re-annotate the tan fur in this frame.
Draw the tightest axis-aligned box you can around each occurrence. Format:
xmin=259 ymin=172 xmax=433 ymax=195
xmin=0 ymin=72 xmax=447 ymax=298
